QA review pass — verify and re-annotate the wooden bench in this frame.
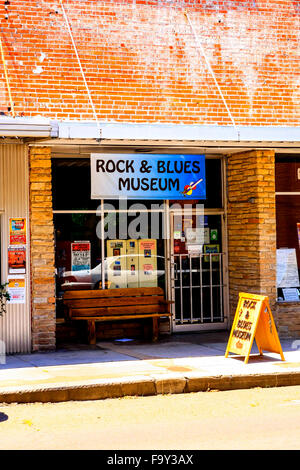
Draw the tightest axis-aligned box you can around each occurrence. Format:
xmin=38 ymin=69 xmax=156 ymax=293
xmin=63 ymin=287 xmax=172 ymax=345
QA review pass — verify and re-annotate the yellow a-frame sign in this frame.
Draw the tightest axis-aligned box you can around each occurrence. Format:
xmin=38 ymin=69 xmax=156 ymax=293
xmin=225 ymin=293 xmax=285 ymax=364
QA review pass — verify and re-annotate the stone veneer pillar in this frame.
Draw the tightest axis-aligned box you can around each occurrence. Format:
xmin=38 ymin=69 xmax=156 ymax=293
xmin=29 ymin=146 xmax=56 ymax=351
xmin=227 ymin=150 xmax=277 ymax=323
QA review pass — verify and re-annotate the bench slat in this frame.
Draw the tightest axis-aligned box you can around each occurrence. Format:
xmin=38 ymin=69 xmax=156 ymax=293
xmin=63 ymin=286 xmax=164 ymax=300
xmin=73 ymin=313 xmax=171 ymax=321
xmin=70 ymin=304 xmax=169 ymax=318
xmin=65 ymin=295 xmax=166 ymax=309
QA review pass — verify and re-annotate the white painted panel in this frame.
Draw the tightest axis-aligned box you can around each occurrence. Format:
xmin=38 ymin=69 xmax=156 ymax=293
xmin=0 ymin=144 xmax=31 ymax=354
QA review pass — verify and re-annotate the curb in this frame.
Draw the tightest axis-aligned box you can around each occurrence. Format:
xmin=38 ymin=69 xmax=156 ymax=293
xmin=2 ymin=370 xmax=300 ymax=403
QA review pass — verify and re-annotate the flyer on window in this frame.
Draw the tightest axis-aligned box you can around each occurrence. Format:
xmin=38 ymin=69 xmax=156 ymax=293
xmin=71 ymin=241 xmax=91 ymax=272
xmin=277 ymin=248 xmax=300 ymax=288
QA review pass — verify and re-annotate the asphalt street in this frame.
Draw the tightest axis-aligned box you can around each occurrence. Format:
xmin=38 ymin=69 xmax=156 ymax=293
xmin=1 ymin=385 xmax=300 ymax=450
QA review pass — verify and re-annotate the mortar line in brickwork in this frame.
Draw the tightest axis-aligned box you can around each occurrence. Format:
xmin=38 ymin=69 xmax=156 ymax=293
xmin=184 ymin=11 xmax=238 ymax=136
xmin=59 ymin=0 xmax=101 ymax=137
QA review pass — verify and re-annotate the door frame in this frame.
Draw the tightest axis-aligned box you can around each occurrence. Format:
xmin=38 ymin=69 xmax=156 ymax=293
xmin=166 ymin=156 xmax=229 ymax=333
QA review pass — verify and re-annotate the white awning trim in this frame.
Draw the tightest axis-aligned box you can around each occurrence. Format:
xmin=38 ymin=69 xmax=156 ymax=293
xmin=56 ymin=121 xmax=300 ymax=144
xmin=0 ymin=117 xmax=54 ymax=137
xmin=1 ymin=118 xmax=299 ymax=145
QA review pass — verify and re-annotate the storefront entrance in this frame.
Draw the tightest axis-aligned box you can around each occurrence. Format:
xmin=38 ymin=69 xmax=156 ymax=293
xmin=52 ymin=155 xmax=228 ymax=337
xmin=170 ymin=212 xmax=226 ymax=331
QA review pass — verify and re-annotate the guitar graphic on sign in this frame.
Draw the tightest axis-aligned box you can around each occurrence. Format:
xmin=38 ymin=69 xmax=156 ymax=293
xmin=181 ymin=178 xmax=203 ymax=197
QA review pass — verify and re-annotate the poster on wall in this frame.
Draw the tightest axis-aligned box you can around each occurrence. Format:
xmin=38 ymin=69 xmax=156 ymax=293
xmin=7 ymin=276 xmax=26 ymax=304
xmin=143 ymin=264 xmax=154 ymax=275
xmin=138 ymin=239 xmax=158 ymax=287
xmin=187 ymin=244 xmax=202 ymax=255
xmin=8 ymin=246 xmax=26 ymax=274
xmin=71 ymin=241 xmax=91 ymax=272
xmin=185 ymin=228 xmax=204 ymax=255
xmin=91 ymin=154 xmax=206 ymax=200
xmin=277 ymin=248 xmax=300 ymax=288
xmin=9 ymin=218 xmax=26 ymax=245
xmin=210 ymin=229 xmax=218 ymax=242
xmin=139 ymin=240 xmax=156 ymax=258
xmin=126 ymin=240 xmax=139 ymax=288
xmin=204 ymin=228 xmax=210 ymax=244
xmin=185 ymin=227 xmax=204 ymax=245
xmin=106 ymin=240 xmax=127 ymax=288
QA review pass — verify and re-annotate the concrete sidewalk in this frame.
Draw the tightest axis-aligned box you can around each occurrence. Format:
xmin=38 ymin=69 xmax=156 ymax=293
xmin=1 ymin=331 xmax=300 ymax=403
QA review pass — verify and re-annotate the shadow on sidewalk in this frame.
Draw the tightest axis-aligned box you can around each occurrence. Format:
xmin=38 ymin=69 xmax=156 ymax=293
xmin=0 ymin=330 xmax=296 ymax=370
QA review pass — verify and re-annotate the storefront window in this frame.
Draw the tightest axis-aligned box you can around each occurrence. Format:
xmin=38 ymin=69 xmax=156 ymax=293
xmin=52 ymin=159 xmax=100 ymax=211
xmin=276 ymin=156 xmax=300 ymax=302
xmin=54 ymin=210 xmax=167 ymax=315
xmin=54 ymin=213 xmax=103 ymax=316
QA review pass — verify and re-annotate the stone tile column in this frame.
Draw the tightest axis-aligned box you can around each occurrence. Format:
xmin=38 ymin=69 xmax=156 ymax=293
xmin=29 ymin=146 xmax=56 ymax=351
xmin=227 ymin=150 xmax=276 ymax=323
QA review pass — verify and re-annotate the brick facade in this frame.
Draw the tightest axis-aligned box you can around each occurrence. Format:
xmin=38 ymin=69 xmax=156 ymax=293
xmin=2 ymin=1 xmax=297 ymax=349
xmin=27 ymin=146 xmax=300 ymax=349
xmin=29 ymin=146 xmax=56 ymax=351
xmin=0 ymin=1 xmax=299 ymax=126
xmin=275 ymin=303 xmax=300 ymax=339
xmin=227 ymin=150 xmax=277 ymax=320
xmin=227 ymin=150 xmax=300 ymax=339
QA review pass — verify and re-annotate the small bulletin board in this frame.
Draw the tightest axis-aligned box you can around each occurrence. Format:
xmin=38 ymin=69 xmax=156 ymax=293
xmin=225 ymin=293 xmax=285 ymax=364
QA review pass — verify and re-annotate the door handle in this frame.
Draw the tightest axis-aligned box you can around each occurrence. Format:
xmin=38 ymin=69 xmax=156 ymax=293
xmin=174 ymin=263 xmax=178 ymax=281
xmin=170 ymin=262 xmax=178 ymax=281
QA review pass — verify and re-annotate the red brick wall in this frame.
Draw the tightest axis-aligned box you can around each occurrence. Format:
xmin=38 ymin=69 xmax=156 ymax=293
xmin=0 ymin=0 xmax=299 ymax=125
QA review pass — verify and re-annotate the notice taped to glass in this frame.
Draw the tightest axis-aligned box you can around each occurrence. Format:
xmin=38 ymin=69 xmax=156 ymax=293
xmin=71 ymin=241 xmax=91 ymax=272
xmin=277 ymin=248 xmax=300 ymax=288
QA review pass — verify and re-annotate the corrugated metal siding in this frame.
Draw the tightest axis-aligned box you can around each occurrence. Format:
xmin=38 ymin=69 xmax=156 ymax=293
xmin=0 ymin=144 xmax=31 ymax=354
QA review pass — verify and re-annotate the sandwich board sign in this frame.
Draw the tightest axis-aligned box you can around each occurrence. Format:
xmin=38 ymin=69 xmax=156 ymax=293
xmin=225 ymin=293 xmax=285 ymax=364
